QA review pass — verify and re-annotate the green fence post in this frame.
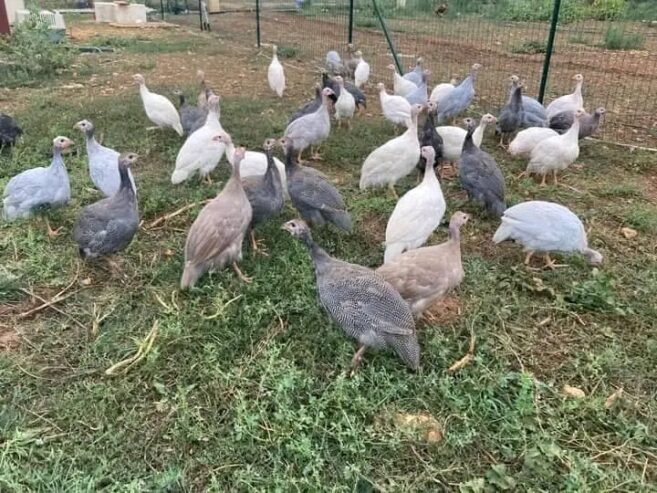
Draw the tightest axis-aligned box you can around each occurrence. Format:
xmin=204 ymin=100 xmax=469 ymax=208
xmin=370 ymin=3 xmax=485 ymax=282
xmin=198 ymin=0 xmax=203 ymax=30
xmin=160 ymin=0 xmax=165 ymax=20
xmin=256 ymin=0 xmax=261 ymax=48
xmin=538 ymin=0 xmax=561 ymax=104
xmin=371 ymin=0 xmax=402 ymax=74
xmin=348 ymin=0 xmax=354 ymax=44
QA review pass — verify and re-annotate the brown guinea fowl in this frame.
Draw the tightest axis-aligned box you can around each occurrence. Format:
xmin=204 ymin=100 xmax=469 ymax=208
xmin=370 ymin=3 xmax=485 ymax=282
xmin=180 ymin=138 xmax=252 ymax=289
xmin=377 ymin=211 xmax=469 ymax=318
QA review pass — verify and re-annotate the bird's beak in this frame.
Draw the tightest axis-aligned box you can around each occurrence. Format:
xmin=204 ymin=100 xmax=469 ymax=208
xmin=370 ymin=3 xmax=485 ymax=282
xmin=281 ymin=223 xmax=293 ymax=233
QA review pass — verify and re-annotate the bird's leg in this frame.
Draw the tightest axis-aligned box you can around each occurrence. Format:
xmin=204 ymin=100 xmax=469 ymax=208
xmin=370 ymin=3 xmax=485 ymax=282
xmin=203 ymin=174 xmax=213 ymax=185
xmin=552 ymin=169 xmax=559 ymax=185
xmin=498 ymin=133 xmax=506 ymax=148
xmin=311 ymin=144 xmax=322 ymax=161
xmin=543 ymin=254 xmax=568 ymax=270
xmin=250 ymin=230 xmax=269 ymax=257
xmin=516 ymin=170 xmax=528 ymax=179
xmin=146 ymin=126 xmax=160 ymax=131
xmin=523 ymin=250 xmax=535 ymax=266
xmin=387 ymin=183 xmax=399 ymax=199
xmin=349 ymin=344 xmax=367 ymax=377
xmin=44 ymin=218 xmax=62 ymax=238
xmin=347 ymin=118 xmax=352 ymax=130
xmin=539 ymin=174 xmax=547 ymax=187
xmin=232 ymin=262 xmax=253 ymax=283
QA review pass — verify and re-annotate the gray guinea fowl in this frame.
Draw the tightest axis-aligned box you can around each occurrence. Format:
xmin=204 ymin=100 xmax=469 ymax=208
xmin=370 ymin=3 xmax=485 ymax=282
xmin=74 ymin=153 xmax=140 ymax=259
xmin=459 ymin=119 xmax=506 ymax=217
xmin=288 ymin=84 xmax=323 ymax=125
xmin=175 ymin=90 xmax=208 ymax=136
xmin=549 ymin=107 xmax=605 ymax=139
xmin=0 ymin=113 xmax=22 ymax=147
xmin=181 ymin=142 xmax=252 ymax=289
xmin=282 ymin=218 xmax=420 ymax=372
xmin=280 ymin=136 xmax=352 ymax=232
xmin=242 ymin=138 xmax=285 ymax=254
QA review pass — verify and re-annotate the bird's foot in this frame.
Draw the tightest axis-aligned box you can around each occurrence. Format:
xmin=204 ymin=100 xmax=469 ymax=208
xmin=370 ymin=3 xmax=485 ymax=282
xmin=232 ymin=262 xmax=252 ymax=283
xmin=348 ymin=345 xmax=367 ymax=377
xmin=202 ymin=174 xmax=213 ymax=185
xmin=516 ymin=171 xmax=528 ymax=179
xmin=45 ymin=219 xmax=62 ymax=238
xmin=146 ymin=126 xmax=160 ymax=131
xmin=544 ymin=255 xmax=568 ymax=270
xmin=310 ymin=153 xmax=322 ymax=161
xmin=250 ymin=236 xmax=269 ymax=257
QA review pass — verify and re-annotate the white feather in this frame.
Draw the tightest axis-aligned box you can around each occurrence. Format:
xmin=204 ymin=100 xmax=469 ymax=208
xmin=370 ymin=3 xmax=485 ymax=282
xmin=268 ymin=46 xmax=285 ymax=97
xmin=378 ymin=84 xmax=411 ymax=126
xmin=435 ymin=115 xmax=491 ymax=162
xmin=138 ymin=82 xmax=183 ymax=136
xmin=509 ymin=127 xmax=558 ymax=157
xmin=354 ymin=58 xmax=370 ymax=88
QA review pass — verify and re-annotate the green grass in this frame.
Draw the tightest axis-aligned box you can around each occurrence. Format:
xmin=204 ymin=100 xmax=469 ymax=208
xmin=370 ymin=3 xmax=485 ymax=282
xmin=603 ymin=25 xmax=646 ymax=50
xmin=1 ymin=23 xmax=657 ymax=492
xmin=511 ymin=40 xmax=547 ymax=54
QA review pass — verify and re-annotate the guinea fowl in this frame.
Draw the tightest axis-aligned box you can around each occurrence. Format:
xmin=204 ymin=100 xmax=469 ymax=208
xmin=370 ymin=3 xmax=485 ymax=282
xmin=345 ymin=44 xmax=359 ymax=78
xmin=196 ymin=69 xmax=213 ymax=109
xmin=404 ymin=70 xmax=429 ymax=106
xmin=377 ymin=82 xmax=412 ymax=127
xmin=508 ymin=127 xmax=559 ymax=158
xmin=0 ymin=114 xmax=22 ymax=147
xmin=525 ymin=109 xmax=584 ymax=186
xmin=284 ymin=87 xmax=334 ymax=162
xmin=360 ymin=104 xmax=423 ymax=196
xmin=429 ymin=76 xmax=457 ymax=109
xmin=416 ymin=101 xmax=443 ymax=173
xmin=74 ymin=153 xmax=139 ymax=259
xmin=493 ymin=201 xmax=603 ymax=269
xmin=334 ymin=76 xmax=356 ymax=128
xmin=171 ymin=95 xmax=224 ymax=184
xmin=498 ymin=83 xmax=525 ymax=145
xmin=241 ymin=139 xmax=284 ymax=255
xmin=282 ymin=218 xmax=420 ymax=372
xmin=389 ymin=64 xmax=417 ymax=98
xmin=174 ymin=90 xmax=207 ymax=136
xmin=3 ymin=136 xmax=73 ymax=235
xmin=267 ymin=45 xmax=285 ymax=97
xmin=384 ymin=146 xmax=446 ymax=263
xmin=322 ymin=72 xmax=366 ymax=112
xmin=181 ymin=143 xmax=252 ymax=289
xmin=75 ymin=119 xmax=136 ymax=196
xmin=288 ymin=84 xmax=322 ymax=125
xmin=377 ymin=211 xmax=470 ymax=318
xmin=133 ymin=74 xmax=183 ymax=136
xmin=353 ymin=50 xmax=370 ymax=88
xmin=403 ymin=58 xmax=424 ymax=86
xmin=459 ymin=119 xmax=506 ymax=217
xmin=280 ymin=137 xmax=352 ymax=232
xmin=549 ymin=107 xmax=605 ymax=139
xmin=546 ymin=74 xmax=584 ymax=120
xmin=436 ymin=114 xmax=496 ymax=170
xmin=437 ymin=63 xmax=481 ymax=123
xmin=325 ymin=50 xmax=343 ymax=75
xmin=508 ymin=75 xmax=547 ymax=122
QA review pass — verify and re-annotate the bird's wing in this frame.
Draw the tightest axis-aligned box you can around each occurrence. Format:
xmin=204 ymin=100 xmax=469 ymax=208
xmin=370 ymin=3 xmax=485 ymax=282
xmin=386 ymin=186 xmax=444 ymax=244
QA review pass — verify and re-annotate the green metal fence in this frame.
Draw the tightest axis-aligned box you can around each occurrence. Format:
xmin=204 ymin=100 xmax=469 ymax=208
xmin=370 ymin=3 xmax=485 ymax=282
xmin=177 ymin=0 xmax=657 ymax=147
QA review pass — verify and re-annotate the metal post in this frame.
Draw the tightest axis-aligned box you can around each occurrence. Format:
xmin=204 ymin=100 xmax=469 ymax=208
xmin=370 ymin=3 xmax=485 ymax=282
xmin=160 ymin=0 xmax=165 ymax=20
xmin=256 ymin=0 xmax=261 ymax=48
xmin=198 ymin=0 xmax=203 ymax=30
xmin=348 ymin=0 xmax=354 ymax=44
xmin=538 ymin=0 xmax=561 ymax=104
xmin=371 ymin=0 xmax=402 ymax=74
xmin=0 ymin=0 xmax=10 ymax=35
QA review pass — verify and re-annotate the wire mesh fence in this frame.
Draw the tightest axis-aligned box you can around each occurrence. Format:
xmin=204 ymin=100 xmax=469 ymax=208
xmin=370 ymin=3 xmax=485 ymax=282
xmin=177 ymin=0 xmax=655 ymax=147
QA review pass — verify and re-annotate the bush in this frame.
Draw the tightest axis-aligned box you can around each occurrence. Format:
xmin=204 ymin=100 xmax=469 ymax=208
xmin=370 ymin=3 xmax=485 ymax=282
xmin=0 ymin=12 xmax=74 ymax=86
xmin=511 ymin=40 xmax=547 ymax=54
xmin=603 ymin=25 xmax=645 ymax=49
xmin=590 ymin=0 xmax=626 ymax=20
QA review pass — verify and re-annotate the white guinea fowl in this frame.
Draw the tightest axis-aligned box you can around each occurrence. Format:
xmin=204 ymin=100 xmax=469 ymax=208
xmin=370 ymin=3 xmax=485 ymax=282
xmin=429 ymin=77 xmax=457 ymax=108
xmin=509 ymin=127 xmax=559 ymax=158
xmin=133 ymin=74 xmax=183 ymax=136
xmin=354 ymin=51 xmax=370 ymax=88
xmin=384 ymin=146 xmax=446 ymax=264
xmin=171 ymin=95 xmax=224 ymax=184
xmin=221 ymin=130 xmax=289 ymax=199
xmin=436 ymin=113 xmax=496 ymax=163
xmin=334 ymin=76 xmax=356 ymax=128
xmin=493 ymin=200 xmax=603 ymax=269
xmin=360 ymin=104 xmax=423 ymax=195
xmin=267 ymin=45 xmax=285 ymax=97
xmin=546 ymin=74 xmax=584 ymax=120
xmin=388 ymin=64 xmax=417 ymax=97
xmin=525 ymin=109 xmax=584 ymax=186
xmin=378 ymin=82 xmax=412 ymax=126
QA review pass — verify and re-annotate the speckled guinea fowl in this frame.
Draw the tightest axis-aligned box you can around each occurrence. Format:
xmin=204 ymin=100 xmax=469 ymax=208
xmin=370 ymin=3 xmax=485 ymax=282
xmin=242 ymin=139 xmax=284 ymax=255
xmin=175 ymin=90 xmax=208 ymax=136
xmin=282 ymin=218 xmax=420 ymax=372
xmin=74 ymin=153 xmax=139 ymax=259
xmin=459 ymin=120 xmax=506 ymax=217
xmin=549 ymin=107 xmax=605 ymax=139
xmin=75 ymin=119 xmax=136 ymax=196
xmin=416 ymin=101 xmax=443 ymax=173
xmin=377 ymin=211 xmax=470 ymax=318
xmin=280 ymin=137 xmax=352 ymax=232
xmin=180 ymin=144 xmax=253 ymax=289
xmin=0 ymin=113 xmax=22 ymax=147
xmin=3 ymin=136 xmax=73 ymax=223
xmin=322 ymin=72 xmax=366 ymax=111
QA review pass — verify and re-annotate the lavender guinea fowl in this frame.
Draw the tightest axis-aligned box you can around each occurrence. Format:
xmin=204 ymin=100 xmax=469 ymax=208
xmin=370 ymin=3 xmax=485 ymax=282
xmin=74 ymin=153 xmax=139 ymax=259
xmin=322 ymin=72 xmax=366 ymax=111
xmin=437 ymin=63 xmax=481 ymax=123
xmin=284 ymin=87 xmax=335 ymax=162
xmin=75 ymin=119 xmax=136 ymax=197
xmin=242 ymin=138 xmax=285 ymax=255
xmin=549 ymin=107 xmax=605 ymax=139
xmin=282 ymin=218 xmax=420 ymax=372
xmin=459 ymin=119 xmax=506 ymax=217
xmin=280 ymin=137 xmax=352 ymax=232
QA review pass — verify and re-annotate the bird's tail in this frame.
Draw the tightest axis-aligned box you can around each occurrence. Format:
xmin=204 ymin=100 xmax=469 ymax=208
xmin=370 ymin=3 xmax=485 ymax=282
xmin=171 ymin=168 xmax=190 ymax=185
xmin=492 ymin=221 xmax=512 ymax=244
xmin=173 ymin=121 xmax=184 ymax=137
xmin=180 ymin=262 xmax=202 ymax=290
xmin=488 ymin=198 xmax=506 ymax=218
xmin=384 ymin=242 xmax=405 ymax=264
xmin=324 ymin=207 xmax=352 ymax=232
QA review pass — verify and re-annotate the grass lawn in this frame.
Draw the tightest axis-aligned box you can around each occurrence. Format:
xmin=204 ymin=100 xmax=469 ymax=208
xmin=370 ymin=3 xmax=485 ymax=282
xmin=1 ymin=19 xmax=656 ymax=492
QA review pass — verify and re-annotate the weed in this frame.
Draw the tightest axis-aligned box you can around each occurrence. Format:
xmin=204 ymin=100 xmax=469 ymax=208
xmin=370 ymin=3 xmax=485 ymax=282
xmin=511 ymin=40 xmax=547 ymax=54
xmin=603 ymin=25 xmax=646 ymax=50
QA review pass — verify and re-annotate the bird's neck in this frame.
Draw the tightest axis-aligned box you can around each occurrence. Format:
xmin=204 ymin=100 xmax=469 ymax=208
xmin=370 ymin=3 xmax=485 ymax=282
xmin=138 ymin=84 xmax=149 ymax=96
xmin=573 ymin=81 xmax=583 ymax=97
xmin=511 ymin=86 xmax=523 ymax=109
xmin=463 ymin=128 xmax=477 ymax=152
xmin=448 ymin=223 xmax=461 ymax=244
xmin=301 ymin=232 xmax=331 ymax=266
xmin=50 ymin=148 xmax=65 ymax=170
xmin=564 ymin=119 xmax=581 ymax=139
xmin=284 ymin=150 xmax=298 ymax=175
xmin=225 ymin=141 xmax=236 ymax=163
xmin=85 ymin=130 xmax=99 ymax=148
xmin=118 ymin=164 xmax=134 ymax=196
xmin=422 ymin=157 xmax=438 ymax=183
xmin=231 ymin=158 xmax=242 ymax=182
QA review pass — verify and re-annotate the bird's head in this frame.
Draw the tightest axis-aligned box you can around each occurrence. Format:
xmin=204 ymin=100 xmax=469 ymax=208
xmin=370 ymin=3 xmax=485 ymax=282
xmin=281 ymin=218 xmax=311 ymax=239
xmin=420 ymin=145 xmax=435 ymax=163
xmin=509 ymin=74 xmax=520 ymax=84
xmin=377 ymin=82 xmax=386 ymax=92
xmin=416 ymin=56 xmax=424 ymax=66
xmin=263 ymin=138 xmax=276 ymax=152
xmin=132 ymin=74 xmax=145 ymax=86
xmin=481 ymin=113 xmax=497 ymax=125
xmin=232 ymin=146 xmax=246 ymax=163
xmin=212 ymin=131 xmax=231 ymax=145
xmin=119 ymin=152 xmax=139 ymax=168
xmin=595 ymin=107 xmax=606 ymax=117
xmin=354 ymin=50 xmax=363 ymax=57
xmin=53 ymin=136 xmax=74 ymax=150
xmin=207 ymin=94 xmax=221 ymax=111
xmin=463 ymin=117 xmax=476 ymax=131
xmin=334 ymin=75 xmax=344 ymax=86
xmin=450 ymin=211 xmax=470 ymax=229
xmin=584 ymin=248 xmax=603 ymax=266
xmin=425 ymin=101 xmax=437 ymax=114
xmin=278 ymin=136 xmax=294 ymax=154
xmin=471 ymin=63 xmax=482 ymax=72
xmin=196 ymin=69 xmax=205 ymax=84
xmin=573 ymin=73 xmax=584 ymax=83
xmin=272 ymin=44 xmax=278 ymax=55
xmin=574 ymin=108 xmax=586 ymax=120
xmin=74 ymin=119 xmax=94 ymax=136
xmin=411 ymin=103 xmax=424 ymax=117
xmin=387 ymin=64 xmax=396 ymax=71
xmin=321 ymin=87 xmax=336 ymax=102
